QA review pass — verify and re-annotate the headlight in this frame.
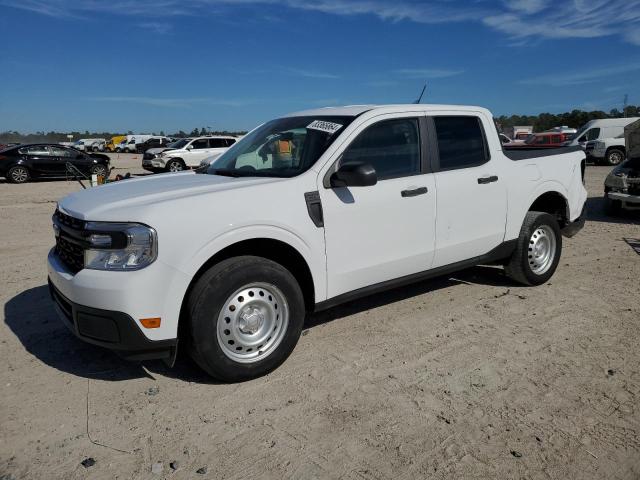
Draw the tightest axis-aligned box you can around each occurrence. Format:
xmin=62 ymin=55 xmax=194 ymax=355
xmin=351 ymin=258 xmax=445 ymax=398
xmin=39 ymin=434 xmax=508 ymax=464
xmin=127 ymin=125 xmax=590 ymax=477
xmin=83 ymin=222 xmax=157 ymax=271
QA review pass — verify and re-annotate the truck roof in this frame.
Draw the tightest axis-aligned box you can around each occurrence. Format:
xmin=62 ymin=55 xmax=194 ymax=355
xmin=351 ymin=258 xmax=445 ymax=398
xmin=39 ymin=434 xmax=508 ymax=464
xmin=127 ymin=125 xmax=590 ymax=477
xmin=286 ymin=104 xmax=492 ymax=118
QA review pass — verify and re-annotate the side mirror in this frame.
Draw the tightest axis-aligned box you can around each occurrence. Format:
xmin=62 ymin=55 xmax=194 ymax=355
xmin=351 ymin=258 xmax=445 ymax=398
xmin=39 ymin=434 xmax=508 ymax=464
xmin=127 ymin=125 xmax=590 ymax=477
xmin=187 ymin=145 xmax=194 ymax=150
xmin=330 ymin=162 xmax=377 ymax=188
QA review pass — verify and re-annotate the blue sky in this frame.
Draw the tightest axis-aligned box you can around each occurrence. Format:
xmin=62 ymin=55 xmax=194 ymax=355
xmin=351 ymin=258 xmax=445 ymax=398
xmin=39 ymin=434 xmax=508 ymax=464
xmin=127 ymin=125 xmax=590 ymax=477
xmin=1 ymin=0 xmax=639 ymax=133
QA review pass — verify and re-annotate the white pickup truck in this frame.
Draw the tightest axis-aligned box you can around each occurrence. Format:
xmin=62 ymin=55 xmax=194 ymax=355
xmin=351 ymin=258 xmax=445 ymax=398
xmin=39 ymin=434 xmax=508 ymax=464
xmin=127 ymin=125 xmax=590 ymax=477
xmin=48 ymin=104 xmax=587 ymax=381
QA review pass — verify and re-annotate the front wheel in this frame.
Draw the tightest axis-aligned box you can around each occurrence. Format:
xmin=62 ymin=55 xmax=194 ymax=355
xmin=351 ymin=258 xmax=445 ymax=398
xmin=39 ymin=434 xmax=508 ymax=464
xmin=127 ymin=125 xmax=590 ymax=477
xmin=166 ymin=159 xmax=185 ymax=172
xmin=187 ymin=256 xmax=305 ymax=382
xmin=505 ymin=211 xmax=562 ymax=286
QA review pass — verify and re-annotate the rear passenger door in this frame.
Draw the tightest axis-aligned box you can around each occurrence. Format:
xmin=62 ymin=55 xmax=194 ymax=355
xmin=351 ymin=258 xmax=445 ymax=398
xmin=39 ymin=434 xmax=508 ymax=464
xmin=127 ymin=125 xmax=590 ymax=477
xmin=206 ymin=138 xmax=230 ymax=162
xmin=429 ymin=115 xmax=507 ymax=268
xmin=22 ymin=146 xmax=56 ymax=176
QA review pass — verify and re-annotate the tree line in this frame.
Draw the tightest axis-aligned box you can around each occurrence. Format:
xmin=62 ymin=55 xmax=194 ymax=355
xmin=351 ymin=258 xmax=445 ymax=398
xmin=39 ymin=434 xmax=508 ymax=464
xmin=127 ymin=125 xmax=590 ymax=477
xmin=0 ymin=127 xmax=247 ymax=144
xmin=2 ymin=106 xmax=639 ymax=144
xmin=496 ymin=106 xmax=639 ymax=132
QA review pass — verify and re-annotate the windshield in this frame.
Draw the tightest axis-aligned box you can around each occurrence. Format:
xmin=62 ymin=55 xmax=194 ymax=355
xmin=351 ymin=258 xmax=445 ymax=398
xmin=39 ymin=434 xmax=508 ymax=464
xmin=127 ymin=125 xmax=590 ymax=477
xmin=574 ymin=124 xmax=590 ymax=139
xmin=207 ymin=116 xmax=354 ymax=178
xmin=170 ymin=139 xmax=190 ymax=149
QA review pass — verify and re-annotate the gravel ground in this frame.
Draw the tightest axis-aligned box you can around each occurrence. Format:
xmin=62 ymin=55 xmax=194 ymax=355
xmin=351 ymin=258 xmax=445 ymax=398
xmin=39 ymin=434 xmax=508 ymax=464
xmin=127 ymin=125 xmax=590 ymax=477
xmin=1 ymin=155 xmax=639 ymax=479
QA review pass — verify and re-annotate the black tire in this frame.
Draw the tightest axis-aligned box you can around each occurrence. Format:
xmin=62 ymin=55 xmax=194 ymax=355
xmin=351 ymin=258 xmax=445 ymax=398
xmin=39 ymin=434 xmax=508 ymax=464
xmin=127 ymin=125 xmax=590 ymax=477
xmin=187 ymin=256 xmax=305 ymax=382
xmin=505 ymin=211 xmax=562 ymax=286
xmin=7 ymin=165 xmax=30 ymax=184
xmin=166 ymin=159 xmax=186 ymax=172
xmin=605 ymin=149 xmax=625 ymax=166
xmin=90 ymin=164 xmax=108 ymax=177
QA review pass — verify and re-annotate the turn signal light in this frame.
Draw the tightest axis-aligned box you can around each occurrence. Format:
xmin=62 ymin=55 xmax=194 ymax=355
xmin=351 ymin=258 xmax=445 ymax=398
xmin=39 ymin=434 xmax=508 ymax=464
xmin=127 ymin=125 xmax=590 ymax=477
xmin=140 ymin=317 xmax=161 ymax=329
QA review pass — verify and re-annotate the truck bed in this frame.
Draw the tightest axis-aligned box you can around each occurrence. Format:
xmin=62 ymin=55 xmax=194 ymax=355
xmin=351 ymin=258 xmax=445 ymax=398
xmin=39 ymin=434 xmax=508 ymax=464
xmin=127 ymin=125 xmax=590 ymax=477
xmin=503 ymin=145 xmax=583 ymax=160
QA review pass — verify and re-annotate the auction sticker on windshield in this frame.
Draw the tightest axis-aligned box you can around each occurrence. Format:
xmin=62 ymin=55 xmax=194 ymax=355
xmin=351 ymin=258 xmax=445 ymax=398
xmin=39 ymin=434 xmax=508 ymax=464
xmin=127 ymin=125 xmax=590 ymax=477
xmin=307 ymin=120 xmax=343 ymax=135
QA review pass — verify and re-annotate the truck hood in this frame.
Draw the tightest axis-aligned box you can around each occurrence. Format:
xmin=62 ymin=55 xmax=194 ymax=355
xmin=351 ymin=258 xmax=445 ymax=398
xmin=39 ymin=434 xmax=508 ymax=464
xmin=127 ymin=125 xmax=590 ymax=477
xmin=58 ymin=171 xmax=282 ymax=220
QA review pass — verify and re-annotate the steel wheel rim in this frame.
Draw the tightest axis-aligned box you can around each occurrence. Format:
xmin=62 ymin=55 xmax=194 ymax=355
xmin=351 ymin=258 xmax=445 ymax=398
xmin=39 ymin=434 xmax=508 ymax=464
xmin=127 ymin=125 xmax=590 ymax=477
xmin=609 ymin=152 xmax=622 ymax=164
xmin=169 ymin=162 xmax=183 ymax=172
xmin=528 ymin=225 xmax=556 ymax=275
xmin=12 ymin=168 xmax=28 ymax=182
xmin=217 ymin=283 xmax=289 ymax=364
xmin=93 ymin=166 xmax=106 ymax=176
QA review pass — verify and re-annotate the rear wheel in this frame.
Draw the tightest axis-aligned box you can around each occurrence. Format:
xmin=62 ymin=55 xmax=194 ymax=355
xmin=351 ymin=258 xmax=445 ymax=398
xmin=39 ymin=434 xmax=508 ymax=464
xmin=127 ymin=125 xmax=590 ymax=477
xmin=605 ymin=149 xmax=625 ymax=166
xmin=166 ymin=159 xmax=186 ymax=172
xmin=7 ymin=165 xmax=30 ymax=184
xmin=505 ymin=211 xmax=562 ymax=286
xmin=187 ymin=256 xmax=305 ymax=382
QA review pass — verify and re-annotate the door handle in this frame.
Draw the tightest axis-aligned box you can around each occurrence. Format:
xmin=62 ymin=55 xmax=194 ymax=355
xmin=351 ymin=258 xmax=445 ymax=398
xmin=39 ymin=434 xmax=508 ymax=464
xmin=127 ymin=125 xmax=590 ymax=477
xmin=401 ymin=187 xmax=428 ymax=197
xmin=477 ymin=175 xmax=498 ymax=184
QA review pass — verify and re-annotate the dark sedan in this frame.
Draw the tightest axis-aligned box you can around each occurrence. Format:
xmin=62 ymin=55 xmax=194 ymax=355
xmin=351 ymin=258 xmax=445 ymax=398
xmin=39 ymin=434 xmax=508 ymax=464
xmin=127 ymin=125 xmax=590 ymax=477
xmin=0 ymin=144 xmax=110 ymax=184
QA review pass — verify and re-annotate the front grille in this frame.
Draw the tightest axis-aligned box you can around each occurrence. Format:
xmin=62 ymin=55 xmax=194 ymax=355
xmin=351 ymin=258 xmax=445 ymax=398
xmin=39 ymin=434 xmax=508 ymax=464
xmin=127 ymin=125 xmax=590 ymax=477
xmin=56 ymin=236 xmax=84 ymax=273
xmin=53 ymin=209 xmax=87 ymax=274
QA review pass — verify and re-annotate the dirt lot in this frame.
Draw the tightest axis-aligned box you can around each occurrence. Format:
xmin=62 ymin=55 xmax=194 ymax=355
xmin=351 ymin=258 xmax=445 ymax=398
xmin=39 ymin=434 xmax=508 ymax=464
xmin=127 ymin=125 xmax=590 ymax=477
xmin=1 ymin=156 xmax=639 ymax=479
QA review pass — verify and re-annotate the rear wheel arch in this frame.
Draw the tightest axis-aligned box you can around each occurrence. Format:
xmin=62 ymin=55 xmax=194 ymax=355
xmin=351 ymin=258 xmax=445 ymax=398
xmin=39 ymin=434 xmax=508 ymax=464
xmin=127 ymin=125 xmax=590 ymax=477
xmin=527 ymin=191 xmax=569 ymax=228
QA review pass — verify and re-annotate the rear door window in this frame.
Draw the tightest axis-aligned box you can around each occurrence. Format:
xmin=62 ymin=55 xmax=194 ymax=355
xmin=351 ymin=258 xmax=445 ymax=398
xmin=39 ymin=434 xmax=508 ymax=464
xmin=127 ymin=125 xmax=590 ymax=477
xmin=191 ymin=139 xmax=209 ymax=149
xmin=433 ymin=116 xmax=488 ymax=170
xmin=20 ymin=146 xmax=51 ymax=156
xmin=209 ymin=138 xmax=228 ymax=148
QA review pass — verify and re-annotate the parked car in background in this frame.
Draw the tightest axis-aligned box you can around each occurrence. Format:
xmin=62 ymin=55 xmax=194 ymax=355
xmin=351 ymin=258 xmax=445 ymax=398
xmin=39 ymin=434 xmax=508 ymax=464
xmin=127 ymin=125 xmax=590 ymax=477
xmin=142 ymin=138 xmax=190 ymax=169
xmin=549 ymin=126 xmax=577 ymax=135
xmin=591 ymin=133 xmax=627 ymax=166
xmin=74 ymin=138 xmax=106 ymax=152
xmin=143 ymin=136 xmax=238 ymax=172
xmin=118 ymin=135 xmax=155 ymax=153
xmin=136 ymin=136 xmax=172 ymax=154
xmin=505 ymin=132 xmax=571 ymax=148
xmin=499 ymin=133 xmax=511 ymax=144
xmin=106 ymin=135 xmax=127 ymax=152
xmin=604 ymin=157 xmax=640 ymax=214
xmin=504 ymin=126 xmax=534 ymax=142
xmin=48 ymin=104 xmax=587 ymax=381
xmin=0 ymin=144 xmax=110 ymax=183
xmin=566 ymin=117 xmax=640 ymax=149
xmin=0 ymin=143 xmax=20 ymax=150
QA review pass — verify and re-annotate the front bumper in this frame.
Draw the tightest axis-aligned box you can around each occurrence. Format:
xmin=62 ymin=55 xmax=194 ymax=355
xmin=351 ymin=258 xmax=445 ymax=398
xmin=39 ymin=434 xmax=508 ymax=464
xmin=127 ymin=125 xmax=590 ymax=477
xmin=49 ymin=279 xmax=176 ymax=361
xmin=142 ymin=158 xmax=165 ymax=172
xmin=47 ymin=248 xmax=188 ymax=360
xmin=607 ymin=191 xmax=640 ymax=209
xmin=561 ymin=205 xmax=586 ymax=238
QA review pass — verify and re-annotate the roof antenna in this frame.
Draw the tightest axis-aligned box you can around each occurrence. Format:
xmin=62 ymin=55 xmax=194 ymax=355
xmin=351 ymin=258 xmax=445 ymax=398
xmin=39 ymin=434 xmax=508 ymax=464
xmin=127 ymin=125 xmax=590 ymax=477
xmin=414 ymin=83 xmax=427 ymax=104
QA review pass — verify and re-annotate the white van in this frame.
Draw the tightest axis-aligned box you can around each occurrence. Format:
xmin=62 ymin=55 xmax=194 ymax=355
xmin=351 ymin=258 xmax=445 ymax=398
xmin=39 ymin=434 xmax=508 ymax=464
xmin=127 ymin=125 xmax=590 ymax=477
xmin=568 ymin=118 xmax=640 ymax=149
xmin=73 ymin=138 xmax=106 ymax=152
xmin=121 ymin=135 xmax=154 ymax=153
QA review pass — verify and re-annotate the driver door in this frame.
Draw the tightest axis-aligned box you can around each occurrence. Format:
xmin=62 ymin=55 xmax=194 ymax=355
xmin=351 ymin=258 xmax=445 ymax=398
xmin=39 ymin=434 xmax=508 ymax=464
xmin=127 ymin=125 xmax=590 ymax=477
xmin=318 ymin=114 xmax=437 ymax=299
